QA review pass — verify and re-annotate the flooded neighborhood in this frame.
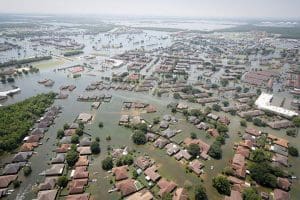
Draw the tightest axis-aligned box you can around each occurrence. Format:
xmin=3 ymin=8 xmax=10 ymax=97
xmin=0 ymin=1 xmax=300 ymax=200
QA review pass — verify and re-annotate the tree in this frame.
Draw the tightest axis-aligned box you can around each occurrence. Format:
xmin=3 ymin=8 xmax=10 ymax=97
xmin=212 ymin=175 xmax=231 ymax=195
xmin=13 ymin=180 xmax=20 ymax=188
xmin=288 ymin=146 xmax=299 ymax=157
xmin=63 ymin=123 xmax=70 ymax=130
xmin=95 ymin=137 xmax=100 ymax=142
xmin=194 ymin=184 xmax=208 ymax=200
xmin=248 ymin=162 xmax=277 ymax=188
xmin=222 ymin=101 xmax=229 ymax=107
xmin=212 ymin=104 xmax=221 ymax=112
xmin=240 ymin=120 xmax=247 ymax=127
xmin=71 ymin=134 xmax=79 ymax=144
xmin=242 ymin=188 xmax=261 ymax=200
xmin=188 ymin=144 xmax=200 ymax=159
xmin=251 ymin=149 xmax=267 ymax=162
xmin=253 ymin=118 xmax=265 ymax=127
xmin=57 ymin=129 xmax=64 ymax=139
xmin=98 ymin=121 xmax=104 ymax=128
xmin=293 ymin=116 xmax=300 ymax=127
xmin=57 ymin=176 xmax=68 ymax=188
xmin=90 ymin=141 xmax=101 ymax=154
xmin=132 ymin=170 xmax=138 ymax=179
xmin=23 ymin=166 xmax=32 ymax=176
xmin=133 ymin=123 xmax=148 ymax=133
xmin=208 ymin=142 xmax=222 ymax=159
xmin=66 ymin=150 xmax=79 ymax=167
xmin=173 ymin=92 xmax=181 ymax=99
xmin=190 ymin=132 xmax=197 ymax=139
xmin=153 ymin=117 xmax=160 ymax=125
xmin=75 ymin=128 xmax=83 ymax=136
xmin=102 ymin=156 xmax=113 ymax=170
xmin=216 ymin=124 xmax=228 ymax=133
xmin=221 ymin=79 xmax=229 ymax=87
xmin=236 ymin=86 xmax=242 ymax=92
xmin=286 ymin=129 xmax=297 ymax=137
xmin=216 ymin=136 xmax=225 ymax=145
xmin=132 ymin=131 xmax=146 ymax=145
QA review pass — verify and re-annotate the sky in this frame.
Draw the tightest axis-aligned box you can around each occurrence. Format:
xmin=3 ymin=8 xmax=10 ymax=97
xmin=0 ymin=0 xmax=299 ymax=19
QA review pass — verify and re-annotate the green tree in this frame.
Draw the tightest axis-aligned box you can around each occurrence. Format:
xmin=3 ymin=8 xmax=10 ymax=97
xmin=102 ymin=156 xmax=113 ymax=170
xmin=251 ymin=149 xmax=267 ymax=162
xmin=75 ymin=128 xmax=83 ymax=136
xmin=71 ymin=134 xmax=79 ymax=144
xmin=242 ymin=187 xmax=261 ymax=200
xmin=57 ymin=176 xmax=68 ymax=188
xmin=212 ymin=104 xmax=221 ymax=112
xmin=190 ymin=132 xmax=197 ymax=139
xmin=153 ymin=117 xmax=160 ymax=125
xmin=212 ymin=175 xmax=231 ymax=195
xmin=187 ymin=144 xmax=200 ymax=159
xmin=98 ymin=121 xmax=104 ymax=128
xmin=90 ymin=141 xmax=101 ymax=154
xmin=23 ymin=166 xmax=32 ymax=176
xmin=63 ymin=123 xmax=70 ymax=130
xmin=288 ymin=146 xmax=299 ymax=157
xmin=66 ymin=150 xmax=79 ymax=167
xmin=173 ymin=92 xmax=181 ymax=99
xmin=57 ymin=129 xmax=64 ymax=139
xmin=195 ymin=184 xmax=208 ymax=200
xmin=132 ymin=131 xmax=146 ymax=145
xmin=208 ymin=142 xmax=222 ymax=159
xmin=240 ymin=120 xmax=247 ymax=127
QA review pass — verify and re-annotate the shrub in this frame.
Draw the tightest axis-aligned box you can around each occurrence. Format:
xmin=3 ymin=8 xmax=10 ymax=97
xmin=212 ymin=175 xmax=230 ymax=195
xmin=23 ymin=166 xmax=32 ymax=176
xmin=91 ymin=141 xmax=101 ymax=154
xmin=102 ymin=156 xmax=113 ymax=170
xmin=132 ymin=131 xmax=146 ymax=145
xmin=188 ymin=144 xmax=200 ymax=159
xmin=57 ymin=176 xmax=68 ymax=188
xmin=288 ymin=146 xmax=299 ymax=157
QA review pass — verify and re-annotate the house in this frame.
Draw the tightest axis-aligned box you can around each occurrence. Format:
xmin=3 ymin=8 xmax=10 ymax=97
xmin=231 ymin=154 xmax=246 ymax=179
xmin=218 ymin=116 xmax=230 ymax=125
xmin=24 ymin=134 xmax=42 ymax=143
xmin=37 ymin=189 xmax=58 ymax=200
xmin=238 ymin=110 xmax=264 ymax=118
xmin=79 ymin=137 xmax=92 ymax=147
xmin=65 ymin=193 xmax=90 ymax=200
xmin=183 ymin=138 xmax=210 ymax=160
xmin=112 ymin=165 xmax=129 ymax=181
xmin=126 ymin=189 xmax=153 ymax=200
xmin=72 ymin=166 xmax=89 ymax=179
xmin=188 ymin=160 xmax=204 ymax=176
xmin=272 ymin=154 xmax=288 ymax=167
xmin=144 ymin=165 xmax=161 ymax=182
xmin=77 ymin=147 xmax=92 ymax=155
xmin=196 ymin=122 xmax=209 ymax=130
xmin=154 ymin=137 xmax=170 ymax=149
xmin=267 ymin=120 xmax=292 ymax=129
xmin=119 ymin=115 xmax=130 ymax=125
xmin=273 ymin=189 xmax=290 ymax=200
xmin=161 ymin=129 xmax=177 ymax=138
xmin=64 ymin=129 xmax=76 ymax=136
xmin=0 ymin=175 xmax=18 ymax=188
xmin=165 ymin=143 xmax=180 ymax=156
xmin=177 ymin=103 xmax=188 ymax=110
xmin=236 ymin=146 xmax=250 ymax=158
xmin=157 ymin=178 xmax=177 ymax=197
xmin=207 ymin=113 xmax=219 ymax=120
xmin=207 ymin=128 xmax=219 ymax=137
xmin=2 ymin=162 xmax=26 ymax=175
xmin=146 ymin=132 xmax=159 ymax=142
xmin=174 ymin=150 xmax=192 ymax=161
xmin=20 ymin=142 xmax=38 ymax=152
xmin=51 ymin=154 xmax=65 ymax=164
xmin=224 ymin=190 xmax=242 ymax=200
xmin=56 ymin=144 xmax=71 ymax=153
xmin=60 ymin=136 xmax=72 ymax=144
xmin=277 ymin=177 xmax=291 ymax=191
xmin=38 ymin=177 xmax=57 ymax=191
xmin=116 ymin=179 xmax=142 ymax=197
xmin=44 ymin=164 xmax=65 ymax=176
xmin=160 ymin=121 xmax=169 ymax=129
xmin=77 ymin=113 xmax=92 ymax=123
xmin=75 ymin=156 xmax=89 ymax=167
xmin=134 ymin=156 xmax=153 ymax=170
xmin=146 ymin=105 xmax=157 ymax=113
xmin=270 ymin=144 xmax=288 ymax=157
xmin=68 ymin=178 xmax=88 ymax=194
xmin=245 ymin=127 xmax=261 ymax=137
xmin=12 ymin=151 xmax=32 ymax=163
xmin=173 ymin=188 xmax=189 ymax=200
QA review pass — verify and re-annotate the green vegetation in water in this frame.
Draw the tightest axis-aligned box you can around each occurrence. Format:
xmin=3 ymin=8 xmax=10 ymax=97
xmin=63 ymin=50 xmax=84 ymax=57
xmin=0 ymin=56 xmax=52 ymax=68
xmin=0 ymin=92 xmax=56 ymax=152
xmin=73 ymin=74 xmax=81 ymax=78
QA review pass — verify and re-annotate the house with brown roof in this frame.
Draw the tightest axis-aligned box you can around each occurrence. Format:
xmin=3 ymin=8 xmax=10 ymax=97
xmin=72 ymin=166 xmax=89 ymax=179
xmin=273 ymin=189 xmax=290 ymax=200
xmin=20 ymin=142 xmax=38 ymax=152
xmin=231 ymin=153 xmax=246 ymax=179
xmin=245 ymin=127 xmax=261 ymax=137
xmin=44 ymin=164 xmax=65 ymax=176
xmin=56 ymin=144 xmax=71 ymax=153
xmin=116 ymin=179 xmax=142 ymax=197
xmin=65 ymin=193 xmax=90 ymax=200
xmin=272 ymin=154 xmax=288 ymax=167
xmin=112 ymin=165 xmax=129 ymax=181
xmin=173 ymin=188 xmax=189 ymax=200
xmin=37 ymin=189 xmax=58 ymax=200
xmin=38 ymin=177 xmax=57 ymax=191
xmin=218 ymin=116 xmax=231 ymax=125
xmin=183 ymin=138 xmax=210 ymax=160
xmin=68 ymin=178 xmax=88 ymax=194
xmin=154 ymin=137 xmax=170 ymax=149
xmin=0 ymin=175 xmax=18 ymax=188
xmin=277 ymin=177 xmax=291 ymax=191
xmin=144 ymin=165 xmax=161 ymax=182
xmin=236 ymin=146 xmax=250 ymax=158
xmin=174 ymin=150 xmax=192 ymax=161
xmin=77 ymin=147 xmax=92 ymax=155
xmin=75 ymin=156 xmax=89 ymax=167
xmin=224 ymin=190 xmax=242 ymax=200
xmin=188 ymin=160 xmax=204 ymax=176
xmin=207 ymin=128 xmax=219 ymax=137
xmin=157 ymin=178 xmax=177 ymax=197
xmin=126 ymin=189 xmax=153 ymax=200
xmin=165 ymin=143 xmax=180 ymax=156
xmin=134 ymin=156 xmax=153 ymax=170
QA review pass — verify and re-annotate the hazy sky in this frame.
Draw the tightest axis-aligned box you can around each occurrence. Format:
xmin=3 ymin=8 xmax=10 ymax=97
xmin=0 ymin=0 xmax=299 ymax=19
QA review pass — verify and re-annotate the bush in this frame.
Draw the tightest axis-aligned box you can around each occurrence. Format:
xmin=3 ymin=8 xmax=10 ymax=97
xmin=173 ymin=92 xmax=181 ymax=99
xmin=98 ymin=122 xmax=104 ymax=128
xmin=63 ymin=123 xmax=70 ymax=130
xmin=188 ymin=144 xmax=200 ymax=159
xmin=116 ymin=154 xmax=134 ymax=166
xmin=106 ymin=135 xmax=111 ymax=141
xmin=102 ymin=156 xmax=113 ymax=170
xmin=23 ymin=166 xmax=32 ymax=176
xmin=75 ymin=128 xmax=83 ymax=136
xmin=288 ymin=146 xmax=299 ymax=157
xmin=208 ymin=142 xmax=222 ymax=159
xmin=212 ymin=175 xmax=230 ymax=195
xmin=13 ymin=180 xmax=21 ymax=188
xmin=242 ymin=187 xmax=261 ymax=200
xmin=212 ymin=104 xmax=221 ymax=112
xmin=132 ymin=131 xmax=146 ymax=145
xmin=153 ymin=117 xmax=160 ymax=125
xmin=253 ymin=118 xmax=265 ymax=127
xmin=95 ymin=137 xmax=100 ymax=142
xmin=248 ymin=162 xmax=278 ymax=188
xmin=286 ymin=129 xmax=297 ymax=137
xmin=222 ymin=101 xmax=229 ymax=107
xmin=57 ymin=176 xmax=68 ymax=188
xmin=90 ymin=141 xmax=100 ymax=154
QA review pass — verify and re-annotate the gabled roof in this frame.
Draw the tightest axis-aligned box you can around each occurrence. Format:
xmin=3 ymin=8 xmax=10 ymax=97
xmin=0 ymin=175 xmax=17 ymax=188
xmin=37 ymin=189 xmax=58 ymax=200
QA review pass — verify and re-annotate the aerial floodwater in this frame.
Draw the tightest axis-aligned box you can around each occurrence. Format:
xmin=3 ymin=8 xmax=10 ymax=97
xmin=0 ymin=1 xmax=300 ymax=200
